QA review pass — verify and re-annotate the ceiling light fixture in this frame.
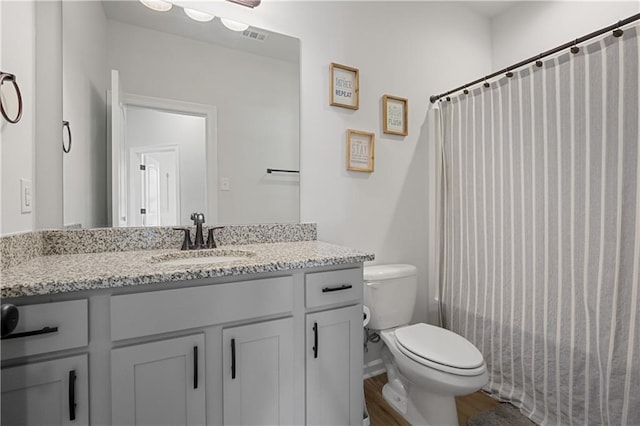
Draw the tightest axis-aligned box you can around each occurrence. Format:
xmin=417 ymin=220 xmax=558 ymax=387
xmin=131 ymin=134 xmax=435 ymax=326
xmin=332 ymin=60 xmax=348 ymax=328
xmin=220 ymin=18 xmax=249 ymax=32
xmin=226 ymin=0 xmax=261 ymax=8
xmin=139 ymin=0 xmax=172 ymax=12
xmin=184 ymin=8 xmax=215 ymax=22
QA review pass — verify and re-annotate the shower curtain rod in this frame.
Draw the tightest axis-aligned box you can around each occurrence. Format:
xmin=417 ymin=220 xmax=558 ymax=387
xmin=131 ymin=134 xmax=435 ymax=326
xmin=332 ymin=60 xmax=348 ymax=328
xmin=429 ymin=12 xmax=640 ymax=103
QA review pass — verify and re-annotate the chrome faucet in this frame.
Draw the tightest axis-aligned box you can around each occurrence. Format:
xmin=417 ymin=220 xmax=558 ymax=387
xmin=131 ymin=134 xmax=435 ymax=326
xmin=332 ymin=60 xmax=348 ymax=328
xmin=190 ymin=212 xmax=206 ymax=249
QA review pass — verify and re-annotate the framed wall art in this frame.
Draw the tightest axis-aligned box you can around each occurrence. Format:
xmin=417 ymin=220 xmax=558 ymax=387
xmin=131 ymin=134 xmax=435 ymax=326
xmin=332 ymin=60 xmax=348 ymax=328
xmin=382 ymin=94 xmax=408 ymax=136
xmin=346 ymin=129 xmax=374 ymax=172
xmin=330 ymin=63 xmax=359 ymax=110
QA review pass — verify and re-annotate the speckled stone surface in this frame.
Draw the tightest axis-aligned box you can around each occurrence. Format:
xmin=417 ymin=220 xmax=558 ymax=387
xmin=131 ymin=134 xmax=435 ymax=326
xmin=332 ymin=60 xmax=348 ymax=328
xmin=1 ymin=241 xmax=374 ymax=298
xmin=1 ymin=223 xmax=317 ymax=265
xmin=1 ymin=232 xmax=46 ymax=270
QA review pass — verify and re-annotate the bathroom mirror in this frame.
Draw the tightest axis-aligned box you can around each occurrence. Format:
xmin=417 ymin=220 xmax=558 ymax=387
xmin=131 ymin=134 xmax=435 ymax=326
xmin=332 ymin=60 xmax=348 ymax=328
xmin=62 ymin=1 xmax=300 ymax=229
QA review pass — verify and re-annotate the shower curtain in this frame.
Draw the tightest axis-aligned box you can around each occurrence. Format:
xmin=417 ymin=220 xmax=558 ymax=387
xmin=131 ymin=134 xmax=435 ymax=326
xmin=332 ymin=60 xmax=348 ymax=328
xmin=438 ymin=26 xmax=640 ymax=425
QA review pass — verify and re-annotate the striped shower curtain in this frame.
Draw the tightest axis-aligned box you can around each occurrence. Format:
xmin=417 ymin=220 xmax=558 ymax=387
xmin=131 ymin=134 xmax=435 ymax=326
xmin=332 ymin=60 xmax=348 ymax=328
xmin=439 ymin=26 xmax=640 ymax=425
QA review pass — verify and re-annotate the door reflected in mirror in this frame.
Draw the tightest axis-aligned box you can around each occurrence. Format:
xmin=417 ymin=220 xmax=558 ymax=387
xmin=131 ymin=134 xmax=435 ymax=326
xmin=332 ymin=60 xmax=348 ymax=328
xmin=62 ymin=1 xmax=300 ymax=229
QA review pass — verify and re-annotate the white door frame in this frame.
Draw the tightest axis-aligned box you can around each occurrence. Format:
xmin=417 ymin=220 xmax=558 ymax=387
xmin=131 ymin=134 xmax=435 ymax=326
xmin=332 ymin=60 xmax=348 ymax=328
xmin=119 ymin=93 xmax=218 ymax=226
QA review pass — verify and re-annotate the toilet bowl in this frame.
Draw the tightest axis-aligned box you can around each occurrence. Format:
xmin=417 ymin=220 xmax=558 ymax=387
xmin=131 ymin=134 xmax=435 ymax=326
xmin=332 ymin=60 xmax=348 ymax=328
xmin=364 ymin=264 xmax=488 ymax=425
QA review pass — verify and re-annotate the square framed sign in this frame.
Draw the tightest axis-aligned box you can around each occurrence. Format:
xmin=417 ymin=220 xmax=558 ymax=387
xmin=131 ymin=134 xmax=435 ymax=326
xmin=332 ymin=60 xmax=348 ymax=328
xmin=330 ymin=63 xmax=359 ymax=110
xmin=382 ymin=94 xmax=408 ymax=136
xmin=346 ymin=129 xmax=374 ymax=172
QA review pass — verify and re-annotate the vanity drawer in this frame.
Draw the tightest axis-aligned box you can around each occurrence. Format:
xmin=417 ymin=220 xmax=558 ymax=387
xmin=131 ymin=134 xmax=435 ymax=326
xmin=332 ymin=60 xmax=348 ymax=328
xmin=1 ymin=299 xmax=88 ymax=361
xmin=111 ymin=276 xmax=294 ymax=341
xmin=305 ymin=268 xmax=363 ymax=309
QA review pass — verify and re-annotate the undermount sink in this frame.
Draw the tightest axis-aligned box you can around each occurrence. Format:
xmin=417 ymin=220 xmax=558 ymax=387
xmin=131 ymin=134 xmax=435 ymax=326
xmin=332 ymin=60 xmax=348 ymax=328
xmin=151 ymin=249 xmax=255 ymax=267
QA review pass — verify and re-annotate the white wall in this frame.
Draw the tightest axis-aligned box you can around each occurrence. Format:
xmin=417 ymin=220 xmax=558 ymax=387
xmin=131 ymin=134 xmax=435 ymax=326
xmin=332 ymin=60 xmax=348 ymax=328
xmin=177 ymin=1 xmax=493 ymax=326
xmin=171 ymin=1 xmax=494 ymax=364
xmin=492 ymin=1 xmax=640 ymax=69
xmin=3 ymin=0 xmax=494 ymax=327
xmin=1 ymin=0 xmax=35 ymax=235
xmin=106 ymin=20 xmax=300 ymax=225
xmin=62 ymin=1 xmax=108 ymax=229
xmin=35 ymin=1 xmax=63 ymax=230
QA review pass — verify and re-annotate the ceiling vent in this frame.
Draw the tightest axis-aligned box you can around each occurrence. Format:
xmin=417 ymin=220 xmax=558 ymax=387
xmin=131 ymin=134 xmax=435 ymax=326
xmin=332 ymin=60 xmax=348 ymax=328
xmin=241 ymin=28 xmax=269 ymax=42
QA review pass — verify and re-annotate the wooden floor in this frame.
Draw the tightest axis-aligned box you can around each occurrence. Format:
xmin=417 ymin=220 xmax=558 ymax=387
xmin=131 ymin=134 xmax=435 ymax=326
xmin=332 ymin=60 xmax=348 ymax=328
xmin=364 ymin=373 xmax=500 ymax=426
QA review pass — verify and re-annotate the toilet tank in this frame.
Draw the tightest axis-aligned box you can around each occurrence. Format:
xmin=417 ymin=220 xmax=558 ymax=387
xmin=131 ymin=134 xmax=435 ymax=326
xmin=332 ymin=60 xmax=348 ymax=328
xmin=363 ymin=264 xmax=417 ymax=330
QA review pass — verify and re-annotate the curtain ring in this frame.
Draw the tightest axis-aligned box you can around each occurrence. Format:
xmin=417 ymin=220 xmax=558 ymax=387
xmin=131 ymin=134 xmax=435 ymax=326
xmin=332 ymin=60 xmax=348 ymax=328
xmin=571 ymin=39 xmax=580 ymax=54
xmin=483 ymin=77 xmax=490 ymax=88
xmin=535 ymin=55 xmax=543 ymax=68
xmin=0 ymin=72 xmax=23 ymax=124
xmin=613 ymin=21 xmax=624 ymax=38
xmin=62 ymin=121 xmax=72 ymax=153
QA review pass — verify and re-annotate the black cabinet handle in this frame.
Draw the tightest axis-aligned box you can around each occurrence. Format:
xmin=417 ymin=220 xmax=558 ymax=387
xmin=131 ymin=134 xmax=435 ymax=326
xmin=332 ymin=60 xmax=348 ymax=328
xmin=69 ymin=370 xmax=76 ymax=421
xmin=1 ymin=326 xmax=58 ymax=340
xmin=313 ymin=322 xmax=318 ymax=359
xmin=231 ymin=338 xmax=236 ymax=379
xmin=0 ymin=304 xmax=19 ymax=337
xmin=193 ymin=346 xmax=198 ymax=389
xmin=321 ymin=284 xmax=353 ymax=293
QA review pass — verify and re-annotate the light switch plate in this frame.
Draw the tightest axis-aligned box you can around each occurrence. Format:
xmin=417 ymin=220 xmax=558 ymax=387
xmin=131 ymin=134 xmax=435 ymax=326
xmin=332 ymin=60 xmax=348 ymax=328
xmin=220 ymin=177 xmax=230 ymax=191
xmin=20 ymin=178 xmax=32 ymax=213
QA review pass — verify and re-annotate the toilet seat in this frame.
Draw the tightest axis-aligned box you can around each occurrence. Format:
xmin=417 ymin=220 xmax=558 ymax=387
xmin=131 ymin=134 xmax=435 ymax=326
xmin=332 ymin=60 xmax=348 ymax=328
xmin=394 ymin=323 xmax=486 ymax=376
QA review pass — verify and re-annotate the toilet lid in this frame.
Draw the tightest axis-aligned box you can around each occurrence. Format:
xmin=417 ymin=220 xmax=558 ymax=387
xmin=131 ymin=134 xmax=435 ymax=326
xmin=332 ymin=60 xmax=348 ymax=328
xmin=395 ymin=323 xmax=485 ymax=371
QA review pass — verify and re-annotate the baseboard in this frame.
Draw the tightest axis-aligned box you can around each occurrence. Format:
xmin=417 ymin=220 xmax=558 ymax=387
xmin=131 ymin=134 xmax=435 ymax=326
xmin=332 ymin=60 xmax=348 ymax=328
xmin=363 ymin=358 xmax=386 ymax=379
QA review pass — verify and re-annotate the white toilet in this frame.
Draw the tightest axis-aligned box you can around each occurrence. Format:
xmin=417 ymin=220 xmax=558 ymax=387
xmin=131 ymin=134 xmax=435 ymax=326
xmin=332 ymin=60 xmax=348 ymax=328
xmin=364 ymin=264 xmax=488 ymax=426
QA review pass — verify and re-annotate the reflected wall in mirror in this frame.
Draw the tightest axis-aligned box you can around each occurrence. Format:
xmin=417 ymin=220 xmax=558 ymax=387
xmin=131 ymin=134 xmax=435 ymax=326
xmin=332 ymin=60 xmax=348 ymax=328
xmin=62 ymin=1 xmax=300 ymax=229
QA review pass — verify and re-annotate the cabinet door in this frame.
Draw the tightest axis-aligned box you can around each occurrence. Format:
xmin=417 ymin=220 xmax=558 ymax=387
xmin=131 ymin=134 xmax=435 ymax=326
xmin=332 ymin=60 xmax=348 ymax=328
xmin=1 ymin=354 xmax=88 ymax=426
xmin=223 ymin=317 xmax=294 ymax=426
xmin=111 ymin=334 xmax=205 ymax=426
xmin=306 ymin=305 xmax=363 ymax=426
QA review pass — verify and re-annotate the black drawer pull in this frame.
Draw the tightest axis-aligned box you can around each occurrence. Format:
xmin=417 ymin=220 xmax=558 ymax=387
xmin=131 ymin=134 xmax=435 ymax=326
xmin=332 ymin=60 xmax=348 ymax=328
xmin=321 ymin=284 xmax=353 ymax=293
xmin=1 ymin=326 xmax=58 ymax=340
xmin=69 ymin=370 xmax=76 ymax=421
xmin=231 ymin=338 xmax=236 ymax=379
xmin=313 ymin=322 xmax=318 ymax=358
xmin=193 ymin=346 xmax=198 ymax=389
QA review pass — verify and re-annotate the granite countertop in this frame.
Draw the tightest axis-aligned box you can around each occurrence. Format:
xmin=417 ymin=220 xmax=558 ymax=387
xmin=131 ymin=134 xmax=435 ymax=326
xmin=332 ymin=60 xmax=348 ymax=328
xmin=1 ymin=241 xmax=375 ymax=298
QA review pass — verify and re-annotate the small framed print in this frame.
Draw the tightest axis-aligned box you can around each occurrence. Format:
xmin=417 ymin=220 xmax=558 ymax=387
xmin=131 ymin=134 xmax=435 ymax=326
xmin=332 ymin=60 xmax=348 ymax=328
xmin=330 ymin=63 xmax=359 ymax=110
xmin=346 ymin=129 xmax=374 ymax=172
xmin=382 ymin=94 xmax=408 ymax=136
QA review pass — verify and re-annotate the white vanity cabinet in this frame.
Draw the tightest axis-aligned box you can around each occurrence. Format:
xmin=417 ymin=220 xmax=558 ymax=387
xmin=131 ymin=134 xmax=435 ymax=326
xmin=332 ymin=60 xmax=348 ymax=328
xmin=1 ymin=300 xmax=89 ymax=426
xmin=111 ymin=334 xmax=206 ymax=426
xmin=222 ymin=317 xmax=295 ymax=425
xmin=304 ymin=269 xmax=365 ymax=426
xmin=1 ymin=355 xmax=89 ymax=426
xmin=1 ymin=263 xmax=366 ymax=426
xmin=107 ymin=275 xmax=295 ymax=426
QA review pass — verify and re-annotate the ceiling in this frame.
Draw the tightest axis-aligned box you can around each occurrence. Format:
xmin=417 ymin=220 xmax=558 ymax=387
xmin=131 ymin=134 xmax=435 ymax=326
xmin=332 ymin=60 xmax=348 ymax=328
xmin=101 ymin=1 xmax=299 ymax=63
xmin=457 ymin=1 xmax=519 ymax=18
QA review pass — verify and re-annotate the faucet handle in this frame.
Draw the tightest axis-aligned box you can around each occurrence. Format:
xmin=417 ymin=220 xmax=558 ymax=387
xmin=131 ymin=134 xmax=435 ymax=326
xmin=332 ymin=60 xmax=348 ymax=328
xmin=206 ymin=226 xmax=225 ymax=249
xmin=173 ymin=227 xmax=192 ymax=250
xmin=190 ymin=212 xmax=205 ymax=225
